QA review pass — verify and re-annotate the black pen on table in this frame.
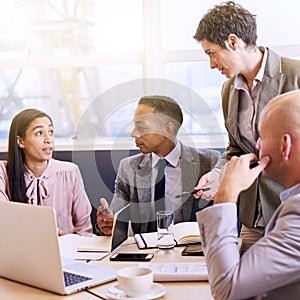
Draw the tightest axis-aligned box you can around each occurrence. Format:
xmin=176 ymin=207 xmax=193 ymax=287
xmin=175 ymin=187 xmax=211 ymax=198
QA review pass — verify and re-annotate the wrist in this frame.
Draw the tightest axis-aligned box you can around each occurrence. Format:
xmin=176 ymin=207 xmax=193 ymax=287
xmin=214 ymin=187 xmax=239 ymax=204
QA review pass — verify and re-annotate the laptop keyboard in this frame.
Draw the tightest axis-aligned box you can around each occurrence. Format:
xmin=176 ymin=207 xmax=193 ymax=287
xmin=63 ymin=271 xmax=92 ymax=287
xmin=139 ymin=262 xmax=208 ymax=281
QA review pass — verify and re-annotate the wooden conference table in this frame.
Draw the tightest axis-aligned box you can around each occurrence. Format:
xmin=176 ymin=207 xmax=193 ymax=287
xmin=0 ymin=237 xmax=213 ymax=300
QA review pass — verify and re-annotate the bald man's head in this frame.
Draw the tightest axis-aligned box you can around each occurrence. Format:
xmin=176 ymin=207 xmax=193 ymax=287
xmin=258 ymin=90 xmax=300 ymax=188
xmin=260 ymin=90 xmax=300 ymax=140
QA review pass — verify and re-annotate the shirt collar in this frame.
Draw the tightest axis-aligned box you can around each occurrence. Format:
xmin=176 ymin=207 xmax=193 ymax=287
xmin=24 ymin=158 xmax=53 ymax=179
xmin=234 ymin=47 xmax=268 ymax=90
xmin=151 ymin=141 xmax=181 ymax=168
xmin=256 ymin=47 xmax=268 ymax=82
xmin=280 ymin=182 xmax=300 ymax=203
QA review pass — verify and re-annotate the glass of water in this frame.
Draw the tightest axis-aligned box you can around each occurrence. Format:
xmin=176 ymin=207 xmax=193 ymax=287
xmin=156 ymin=211 xmax=175 ymax=249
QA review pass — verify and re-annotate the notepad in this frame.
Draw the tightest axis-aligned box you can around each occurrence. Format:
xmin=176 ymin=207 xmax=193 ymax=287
xmin=134 ymin=222 xmax=201 ymax=249
xmin=59 ymin=234 xmax=111 ymax=260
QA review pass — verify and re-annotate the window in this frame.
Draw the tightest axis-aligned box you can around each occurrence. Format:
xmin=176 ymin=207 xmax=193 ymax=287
xmin=0 ymin=0 xmax=299 ymax=151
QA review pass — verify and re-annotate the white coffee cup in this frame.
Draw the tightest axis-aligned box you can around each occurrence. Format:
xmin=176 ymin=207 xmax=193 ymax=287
xmin=117 ymin=266 xmax=153 ymax=297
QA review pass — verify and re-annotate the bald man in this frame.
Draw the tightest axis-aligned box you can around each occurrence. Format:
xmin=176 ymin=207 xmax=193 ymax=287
xmin=196 ymin=90 xmax=300 ymax=299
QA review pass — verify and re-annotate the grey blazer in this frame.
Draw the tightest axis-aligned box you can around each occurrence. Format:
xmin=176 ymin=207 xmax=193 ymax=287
xmin=197 ymin=190 xmax=300 ymax=300
xmin=215 ymin=48 xmax=300 ymax=227
xmin=110 ymin=143 xmax=220 ymax=233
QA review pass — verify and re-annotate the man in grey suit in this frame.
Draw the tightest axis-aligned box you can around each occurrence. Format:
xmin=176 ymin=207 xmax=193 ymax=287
xmin=96 ymin=95 xmax=220 ymax=235
xmin=197 ymin=90 xmax=300 ymax=300
xmin=193 ymin=1 xmax=300 ymax=252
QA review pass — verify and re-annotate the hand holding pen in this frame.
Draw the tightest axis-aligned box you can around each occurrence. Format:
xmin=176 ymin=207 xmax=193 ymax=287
xmin=193 ymin=170 xmax=222 ymax=200
xmin=175 ymin=187 xmax=211 ymax=198
xmin=96 ymin=198 xmax=114 ymax=235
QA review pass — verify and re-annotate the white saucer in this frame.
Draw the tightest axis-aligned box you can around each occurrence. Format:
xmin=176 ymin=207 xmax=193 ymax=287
xmin=106 ymin=282 xmax=166 ymax=300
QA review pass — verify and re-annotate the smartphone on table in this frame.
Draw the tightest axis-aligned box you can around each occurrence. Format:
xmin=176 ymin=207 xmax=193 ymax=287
xmin=110 ymin=252 xmax=154 ymax=261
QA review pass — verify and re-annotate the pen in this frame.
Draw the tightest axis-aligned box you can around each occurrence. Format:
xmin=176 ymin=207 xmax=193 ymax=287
xmin=101 ymin=208 xmax=110 ymax=214
xmin=250 ymin=161 xmax=260 ymax=169
xmin=175 ymin=187 xmax=211 ymax=198
xmin=100 ymin=207 xmax=113 ymax=216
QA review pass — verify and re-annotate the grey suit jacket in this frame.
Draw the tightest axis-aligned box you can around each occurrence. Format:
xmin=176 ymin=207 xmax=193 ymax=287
xmin=215 ymin=48 xmax=300 ymax=227
xmin=196 ymin=189 xmax=300 ymax=300
xmin=110 ymin=143 xmax=220 ymax=233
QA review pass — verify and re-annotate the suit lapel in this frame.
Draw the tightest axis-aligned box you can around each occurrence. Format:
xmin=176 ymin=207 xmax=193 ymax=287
xmin=181 ymin=145 xmax=198 ymax=192
xmin=135 ymin=154 xmax=153 ymax=231
xmin=226 ymin=85 xmax=242 ymax=146
xmin=254 ymin=49 xmax=284 ymax=140
xmin=181 ymin=145 xmax=198 ymax=220
xmin=136 ymin=154 xmax=152 ymax=201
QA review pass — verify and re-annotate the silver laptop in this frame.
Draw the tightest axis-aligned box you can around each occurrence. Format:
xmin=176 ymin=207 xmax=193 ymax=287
xmin=0 ymin=201 xmax=118 ymax=295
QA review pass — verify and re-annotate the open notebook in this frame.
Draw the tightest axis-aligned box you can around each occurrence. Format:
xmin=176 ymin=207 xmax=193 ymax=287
xmin=135 ymin=221 xmax=201 ymax=249
xmin=0 ymin=201 xmax=117 ymax=295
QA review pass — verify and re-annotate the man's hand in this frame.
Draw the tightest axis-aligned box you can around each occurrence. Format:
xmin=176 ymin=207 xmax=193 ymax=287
xmin=96 ymin=198 xmax=114 ymax=235
xmin=193 ymin=169 xmax=222 ymax=199
xmin=214 ymin=154 xmax=270 ymax=204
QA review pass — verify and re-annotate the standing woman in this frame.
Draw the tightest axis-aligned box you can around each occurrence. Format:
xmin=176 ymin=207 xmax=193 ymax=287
xmin=0 ymin=108 xmax=92 ymax=236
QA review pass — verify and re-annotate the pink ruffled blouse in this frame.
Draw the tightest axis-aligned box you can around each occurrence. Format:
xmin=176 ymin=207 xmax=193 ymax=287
xmin=0 ymin=158 xmax=92 ymax=236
